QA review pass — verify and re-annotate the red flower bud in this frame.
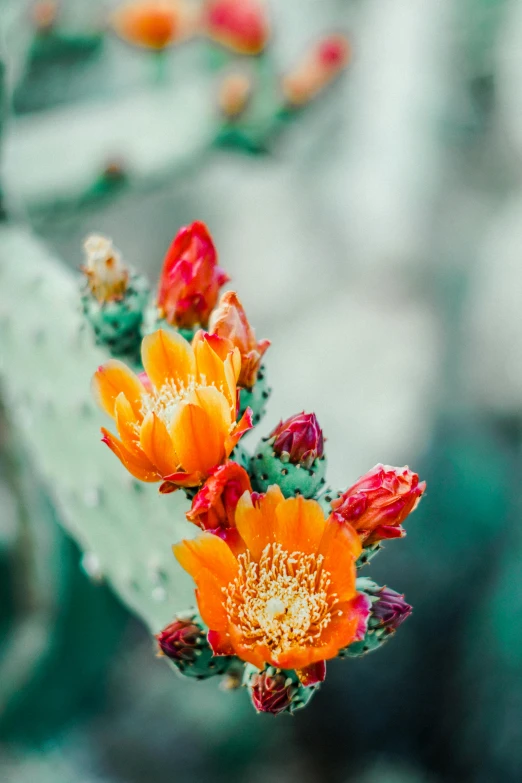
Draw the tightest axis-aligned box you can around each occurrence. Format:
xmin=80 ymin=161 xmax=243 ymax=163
xmin=270 ymin=412 xmax=324 ymax=468
xmin=156 ymin=616 xmax=205 ymax=662
xmin=371 ymin=586 xmax=412 ymax=633
xmin=186 ymin=462 xmax=252 ymax=532
xmin=331 ymin=464 xmax=425 ymax=545
xmin=203 ymin=0 xmax=270 ymax=56
xmin=250 ymin=669 xmax=295 ymax=715
xmin=157 ymin=221 xmax=229 ymax=329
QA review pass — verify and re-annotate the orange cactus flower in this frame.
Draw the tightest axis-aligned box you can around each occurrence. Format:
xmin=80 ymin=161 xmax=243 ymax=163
xmin=174 ymin=486 xmax=370 ymax=674
xmin=92 ymin=329 xmax=253 ymax=488
xmin=112 ymin=1 xmax=195 ymax=50
xmin=208 ymin=291 xmax=270 ymax=389
xmin=202 ymin=0 xmax=270 ymax=56
xmin=157 ymin=222 xmax=229 ymax=330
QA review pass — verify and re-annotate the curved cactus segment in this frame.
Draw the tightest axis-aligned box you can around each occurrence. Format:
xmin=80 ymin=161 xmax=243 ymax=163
xmin=0 ymin=226 xmax=195 ymax=634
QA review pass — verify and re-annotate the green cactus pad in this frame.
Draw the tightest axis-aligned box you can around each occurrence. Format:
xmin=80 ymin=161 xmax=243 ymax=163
xmin=229 ymin=442 xmax=251 ymax=472
xmin=0 ymin=227 xmax=198 ymax=635
xmin=356 ymin=542 xmax=383 ymax=568
xmin=81 ymin=272 xmax=149 ymax=362
xmin=338 ymin=629 xmax=386 ymax=658
xmin=239 ymin=364 xmax=271 ymax=426
xmin=249 ymin=437 xmax=327 ymax=499
xmin=315 ymin=486 xmax=343 ymax=515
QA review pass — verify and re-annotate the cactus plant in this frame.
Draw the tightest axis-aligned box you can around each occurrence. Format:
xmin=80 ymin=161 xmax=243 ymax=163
xmin=0 ymin=220 xmax=425 ymax=714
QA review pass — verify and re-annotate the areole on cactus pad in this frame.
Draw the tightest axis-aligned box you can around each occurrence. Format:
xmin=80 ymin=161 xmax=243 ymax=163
xmin=87 ymin=220 xmax=425 ymax=714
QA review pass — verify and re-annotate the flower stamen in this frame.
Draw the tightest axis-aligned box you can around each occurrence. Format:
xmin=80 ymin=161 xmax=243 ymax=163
xmin=224 ymin=544 xmax=332 ymax=657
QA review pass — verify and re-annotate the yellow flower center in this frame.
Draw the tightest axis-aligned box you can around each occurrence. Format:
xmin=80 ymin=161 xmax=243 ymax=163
xmin=140 ymin=378 xmax=198 ymax=428
xmin=224 ymin=544 xmax=333 ymax=657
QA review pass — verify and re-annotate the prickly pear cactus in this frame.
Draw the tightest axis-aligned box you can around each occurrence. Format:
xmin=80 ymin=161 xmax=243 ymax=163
xmin=239 ymin=365 xmax=271 ymax=425
xmin=250 ymin=436 xmax=327 ymax=497
xmin=0 ymin=218 xmax=426 ymax=716
xmin=0 ymin=225 xmax=194 ymax=633
xmin=81 ymin=272 xmax=149 ymax=362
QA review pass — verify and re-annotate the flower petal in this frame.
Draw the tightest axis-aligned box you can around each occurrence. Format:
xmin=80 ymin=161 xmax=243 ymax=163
xmin=296 ymin=661 xmax=326 ymax=687
xmin=225 ymin=407 xmax=253 ymax=454
xmin=207 ymin=629 xmax=235 ymax=656
xmin=92 ymin=360 xmax=145 ymax=419
xmin=273 ymin=495 xmax=326 ymax=555
xmin=139 ymin=411 xmax=179 ymax=477
xmin=141 ymin=329 xmax=195 ymax=390
xmin=101 ymin=427 xmax=158 ymax=482
xmin=234 ymin=485 xmax=284 ymax=561
xmin=161 ymin=470 xmax=204 ymax=488
xmin=272 ymin=644 xmax=330 ymax=671
xmin=170 ymin=401 xmax=227 ymax=475
xmin=173 ymin=533 xmax=238 ymax=629
xmin=195 ymin=577 xmax=229 ymax=630
xmin=173 ymin=532 xmax=238 ymax=588
xmin=193 ymin=331 xmax=238 ymax=411
xmin=227 ymin=623 xmax=268 ymax=669
xmin=273 ymin=603 xmax=362 ymax=669
xmin=318 ymin=594 xmax=371 ymax=650
xmin=317 ymin=513 xmax=361 ymax=601
xmin=114 ymin=392 xmax=143 ymax=457
xmin=190 ymin=385 xmax=232 ymax=434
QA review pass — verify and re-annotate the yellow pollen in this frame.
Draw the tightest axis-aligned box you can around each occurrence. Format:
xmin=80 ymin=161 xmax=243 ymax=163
xmin=140 ymin=377 xmax=198 ymax=428
xmin=265 ymin=597 xmax=286 ymax=619
xmin=140 ymin=375 xmax=233 ymax=430
xmin=224 ymin=543 xmax=333 ymax=657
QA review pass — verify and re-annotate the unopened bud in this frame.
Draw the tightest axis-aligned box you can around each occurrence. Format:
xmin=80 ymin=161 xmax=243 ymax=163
xmin=157 ymin=612 xmax=235 ymax=679
xmin=218 ymin=72 xmax=253 ymax=119
xmin=271 ymin=412 xmax=324 ymax=468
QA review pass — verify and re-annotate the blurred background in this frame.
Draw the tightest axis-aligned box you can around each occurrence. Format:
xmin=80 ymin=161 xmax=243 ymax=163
xmin=1 ymin=0 xmax=522 ymax=781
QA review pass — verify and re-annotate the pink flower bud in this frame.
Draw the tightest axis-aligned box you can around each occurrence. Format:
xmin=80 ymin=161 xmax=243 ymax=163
xmin=270 ymin=412 xmax=324 ymax=468
xmin=250 ymin=669 xmax=295 ymax=715
xmin=156 ymin=616 xmax=205 ymax=662
xmin=157 ymin=221 xmax=229 ymax=329
xmin=218 ymin=71 xmax=253 ymax=119
xmin=203 ymin=0 xmax=270 ymax=56
xmin=208 ymin=291 xmax=270 ymax=389
xmin=331 ymin=464 xmax=425 ymax=545
xmin=371 ymin=586 xmax=412 ymax=633
xmin=186 ymin=462 xmax=251 ymax=532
